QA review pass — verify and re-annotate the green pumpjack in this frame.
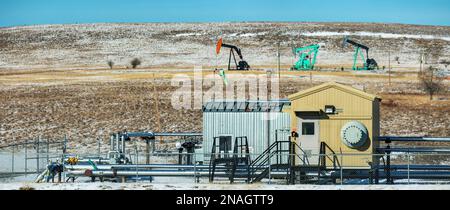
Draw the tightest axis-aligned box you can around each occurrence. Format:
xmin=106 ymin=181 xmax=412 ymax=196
xmin=291 ymin=44 xmax=320 ymax=71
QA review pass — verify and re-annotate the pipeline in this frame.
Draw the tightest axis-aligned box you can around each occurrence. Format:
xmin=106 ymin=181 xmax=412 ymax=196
xmin=66 ymin=169 xmax=286 ymax=178
xmin=378 ymin=147 xmax=450 ymax=153
xmin=68 ymin=170 xmax=218 ymax=177
xmin=65 ymin=164 xmax=227 ymax=171
xmin=35 ymin=169 xmax=49 ymax=183
xmin=378 ymin=136 xmax=450 ymax=142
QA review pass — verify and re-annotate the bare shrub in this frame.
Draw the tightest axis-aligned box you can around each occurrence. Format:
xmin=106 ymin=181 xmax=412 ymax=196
xmin=107 ymin=60 xmax=114 ymax=69
xmin=418 ymin=66 xmax=445 ymax=100
xmin=394 ymin=56 xmax=400 ymax=64
xmin=131 ymin=58 xmax=141 ymax=69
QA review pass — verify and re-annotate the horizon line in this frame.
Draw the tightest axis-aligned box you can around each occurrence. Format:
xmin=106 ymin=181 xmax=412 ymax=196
xmin=1 ymin=20 xmax=449 ymax=29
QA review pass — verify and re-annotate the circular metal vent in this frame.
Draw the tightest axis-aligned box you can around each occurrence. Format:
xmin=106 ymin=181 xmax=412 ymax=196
xmin=340 ymin=121 xmax=368 ymax=149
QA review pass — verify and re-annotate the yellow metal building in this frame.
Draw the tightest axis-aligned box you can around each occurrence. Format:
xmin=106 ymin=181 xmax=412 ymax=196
xmin=287 ymin=82 xmax=381 ymax=169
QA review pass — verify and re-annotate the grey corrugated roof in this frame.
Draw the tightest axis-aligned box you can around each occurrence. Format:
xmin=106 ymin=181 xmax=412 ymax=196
xmin=203 ymin=100 xmax=290 ymax=112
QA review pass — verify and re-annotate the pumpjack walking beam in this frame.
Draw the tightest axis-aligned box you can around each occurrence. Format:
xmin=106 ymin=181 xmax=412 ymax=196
xmin=216 ymin=38 xmax=250 ymax=71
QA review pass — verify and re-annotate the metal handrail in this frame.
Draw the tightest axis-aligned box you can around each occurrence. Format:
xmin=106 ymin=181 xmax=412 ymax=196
xmin=250 ymin=142 xmax=279 ymax=167
xmin=320 ymin=142 xmax=341 ymax=169
xmin=292 ymin=142 xmax=310 ymax=165
xmin=248 ymin=140 xmax=314 ymax=183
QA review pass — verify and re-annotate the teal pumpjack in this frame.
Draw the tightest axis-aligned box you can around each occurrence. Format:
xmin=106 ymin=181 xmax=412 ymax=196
xmin=291 ymin=44 xmax=320 ymax=71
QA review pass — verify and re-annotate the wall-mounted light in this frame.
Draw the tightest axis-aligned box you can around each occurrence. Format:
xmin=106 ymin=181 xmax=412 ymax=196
xmin=324 ymin=105 xmax=336 ymax=114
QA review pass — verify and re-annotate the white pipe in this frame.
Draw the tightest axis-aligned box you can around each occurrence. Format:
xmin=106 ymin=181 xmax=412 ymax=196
xmin=66 ymin=170 xmax=287 ymax=177
xmin=110 ymin=135 xmax=114 ymax=151
xmin=121 ymin=135 xmax=125 ymax=154
xmin=116 ymin=134 xmax=119 ymax=152
xmin=67 ymin=170 xmax=211 ymax=177
xmin=35 ymin=169 xmax=49 ymax=183
xmin=65 ymin=164 xmax=227 ymax=170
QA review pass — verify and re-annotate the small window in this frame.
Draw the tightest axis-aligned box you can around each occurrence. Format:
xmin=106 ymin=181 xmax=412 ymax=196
xmin=217 ymin=102 xmax=225 ymax=111
xmin=225 ymin=102 xmax=234 ymax=112
xmin=302 ymin=122 xmax=315 ymax=135
xmin=247 ymin=102 xmax=258 ymax=111
xmin=204 ymin=103 xmax=214 ymax=112
xmin=211 ymin=102 xmax=221 ymax=111
xmin=237 ymin=102 xmax=247 ymax=111
xmin=260 ymin=102 xmax=269 ymax=112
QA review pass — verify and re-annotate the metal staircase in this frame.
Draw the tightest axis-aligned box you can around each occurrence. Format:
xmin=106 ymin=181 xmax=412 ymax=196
xmin=209 ymin=136 xmax=250 ymax=183
xmin=248 ymin=140 xmax=311 ymax=184
xmin=208 ymin=135 xmax=343 ymax=184
xmin=248 ymin=141 xmax=342 ymax=184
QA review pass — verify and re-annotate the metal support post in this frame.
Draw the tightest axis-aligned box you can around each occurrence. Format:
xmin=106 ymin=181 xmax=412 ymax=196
xmin=46 ymin=138 xmax=50 ymax=163
xmin=37 ymin=136 xmax=40 ymax=173
xmin=194 ymin=153 xmax=197 ymax=183
xmin=12 ymin=144 xmax=15 ymax=174
xmin=407 ymin=152 xmax=410 ymax=184
xmin=340 ymin=153 xmax=343 ymax=185
xmin=386 ymin=144 xmax=392 ymax=184
xmin=25 ymin=139 xmax=28 ymax=177
xmin=146 ymin=139 xmax=150 ymax=164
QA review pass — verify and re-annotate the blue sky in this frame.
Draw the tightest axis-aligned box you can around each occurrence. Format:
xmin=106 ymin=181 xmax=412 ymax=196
xmin=1 ymin=0 xmax=450 ymax=27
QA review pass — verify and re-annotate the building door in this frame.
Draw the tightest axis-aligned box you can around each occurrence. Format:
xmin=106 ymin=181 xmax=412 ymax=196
xmin=219 ymin=136 xmax=232 ymax=158
xmin=297 ymin=118 xmax=320 ymax=165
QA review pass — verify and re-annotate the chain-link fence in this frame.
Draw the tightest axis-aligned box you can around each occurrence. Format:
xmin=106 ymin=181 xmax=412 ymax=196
xmin=0 ymin=136 xmax=65 ymax=182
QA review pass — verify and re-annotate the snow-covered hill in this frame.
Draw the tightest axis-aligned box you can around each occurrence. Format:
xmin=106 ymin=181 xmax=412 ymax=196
xmin=1 ymin=22 xmax=449 ymax=70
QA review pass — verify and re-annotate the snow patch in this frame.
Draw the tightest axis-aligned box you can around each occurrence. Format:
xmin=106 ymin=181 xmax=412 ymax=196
xmin=240 ymin=32 xmax=267 ymax=37
xmin=224 ymin=32 xmax=267 ymax=38
xmin=301 ymin=31 xmax=450 ymax=41
xmin=175 ymin=33 xmax=203 ymax=37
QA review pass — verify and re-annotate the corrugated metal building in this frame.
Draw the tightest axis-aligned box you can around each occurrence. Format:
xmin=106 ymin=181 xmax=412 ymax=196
xmin=202 ymin=100 xmax=291 ymax=162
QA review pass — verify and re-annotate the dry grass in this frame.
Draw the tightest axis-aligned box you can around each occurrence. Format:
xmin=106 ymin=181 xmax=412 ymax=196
xmin=0 ymin=68 xmax=448 ymax=152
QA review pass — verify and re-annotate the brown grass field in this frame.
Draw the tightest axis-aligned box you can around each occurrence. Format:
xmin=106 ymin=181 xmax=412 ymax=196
xmin=0 ymin=67 xmax=449 ymax=152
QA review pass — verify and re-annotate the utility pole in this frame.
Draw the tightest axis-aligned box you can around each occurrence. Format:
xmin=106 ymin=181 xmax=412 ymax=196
xmin=25 ymin=139 xmax=28 ymax=177
xmin=388 ymin=50 xmax=391 ymax=86
xmin=152 ymin=73 xmax=162 ymax=144
xmin=36 ymin=136 xmax=40 ymax=173
xmin=430 ymin=66 xmax=434 ymax=100
xmin=97 ymin=137 xmax=101 ymax=159
xmin=98 ymin=128 xmax=103 ymax=158
xmin=420 ymin=51 xmax=424 ymax=74
xmin=277 ymin=42 xmax=281 ymax=81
